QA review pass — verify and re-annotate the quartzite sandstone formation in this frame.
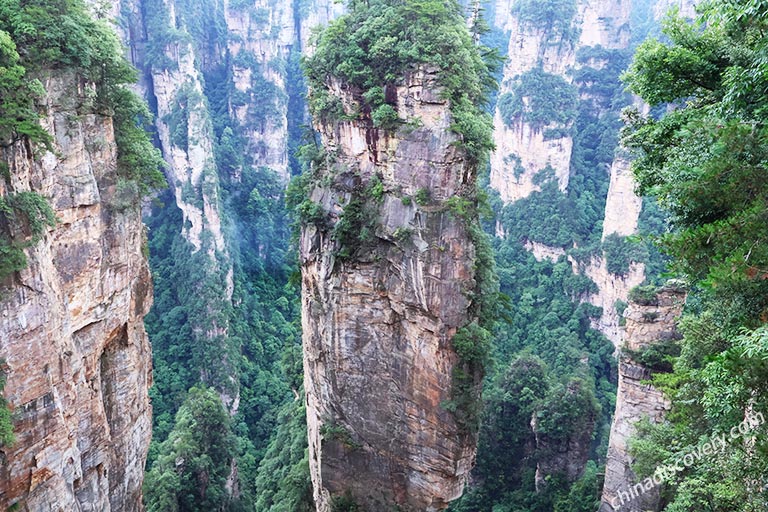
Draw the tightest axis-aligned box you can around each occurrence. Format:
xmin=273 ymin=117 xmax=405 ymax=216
xmin=300 ymin=68 xmax=483 ymax=511
xmin=600 ymin=284 xmax=687 ymax=512
xmin=0 ymin=72 xmax=152 ymax=511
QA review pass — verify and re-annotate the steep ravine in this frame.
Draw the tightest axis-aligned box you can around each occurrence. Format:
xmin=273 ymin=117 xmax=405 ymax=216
xmin=115 ymin=0 xmax=343 ymax=507
xmin=0 ymin=72 xmax=152 ymax=511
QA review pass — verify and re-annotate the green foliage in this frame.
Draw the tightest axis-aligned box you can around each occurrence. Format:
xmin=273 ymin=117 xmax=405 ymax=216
xmin=554 ymin=461 xmax=602 ymax=512
xmin=534 ymin=378 xmax=599 ymax=441
xmin=371 ymin=104 xmax=400 ymax=129
xmin=367 ymin=173 xmax=384 ymax=202
xmin=145 ymin=122 xmax=300 ymax=506
xmin=253 ymin=400 xmax=314 ymax=512
xmin=450 ymin=355 xmax=606 ymax=512
xmin=512 ymin=0 xmax=579 ymax=42
xmin=320 ymin=422 xmax=361 ymax=451
xmin=498 ymin=68 xmax=578 ymax=130
xmin=1 ymin=191 xmax=56 ymax=241
xmin=414 ymin=187 xmax=431 ymax=205
xmin=0 ymin=0 xmax=133 ymax=80
xmin=622 ymin=4 xmax=768 ymax=287
xmin=444 ymin=195 xmax=473 ymax=221
xmin=602 ymin=233 xmax=648 ymax=275
xmin=145 ymin=163 xmax=299 ymax=467
xmin=141 ymin=0 xmax=188 ymax=69
xmin=139 ymin=2 xmax=308 ymax=506
xmin=461 ymin=356 xmax=550 ymax=503
xmin=144 ymin=387 xmax=238 ymax=512
xmin=332 ymin=184 xmax=378 ymax=261
xmin=392 ymin=227 xmax=412 ymax=243
xmin=628 ymin=284 xmax=659 ymax=306
xmin=0 ymin=359 xmax=14 ymax=446
xmin=303 ymin=0 xmax=499 ymax=164
xmin=624 ymin=338 xmax=681 ymax=373
xmin=620 ymin=3 xmax=768 ymax=509
xmin=452 ymin=168 xmax=617 ymax=510
xmin=453 ymin=321 xmax=492 ymax=365
xmin=0 ymin=0 xmax=165 ymax=211
xmin=110 ymin=88 xmax=166 ymax=201
xmin=330 ymin=493 xmax=360 ymax=512
xmin=0 ymin=191 xmax=56 ymax=281
xmin=163 ymin=87 xmax=192 ymax=152
xmin=0 ymin=29 xmax=49 ymax=146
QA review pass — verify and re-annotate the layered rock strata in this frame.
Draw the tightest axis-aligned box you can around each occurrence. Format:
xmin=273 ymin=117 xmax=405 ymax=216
xmin=301 ymin=68 xmax=482 ymax=512
xmin=600 ymin=284 xmax=687 ymax=512
xmin=0 ymin=72 xmax=152 ymax=511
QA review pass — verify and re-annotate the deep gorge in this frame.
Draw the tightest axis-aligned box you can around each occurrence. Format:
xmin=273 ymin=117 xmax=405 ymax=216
xmin=4 ymin=0 xmax=768 ymax=511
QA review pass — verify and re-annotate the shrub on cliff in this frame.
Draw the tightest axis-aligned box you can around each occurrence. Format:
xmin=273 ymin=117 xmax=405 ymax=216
xmin=0 ymin=359 xmax=13 ymax=446
xmin=303 ymin=0 xmax=500 ymax=165
xmin=497 ymin=67 xmax=578 ymax=131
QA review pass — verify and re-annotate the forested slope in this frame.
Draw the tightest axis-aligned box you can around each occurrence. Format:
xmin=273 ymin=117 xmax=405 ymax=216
xmin=6 ymin=1 xmax=763 ymax=511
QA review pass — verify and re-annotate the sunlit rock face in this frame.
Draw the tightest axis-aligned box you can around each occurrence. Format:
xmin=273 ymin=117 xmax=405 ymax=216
xmin=0 ymin=71 xmax=152 ymax=511
xmin=600 ymin=284 xmax=687 ymax=512
xmin=300 ymin=68 xmax=481 ymax=512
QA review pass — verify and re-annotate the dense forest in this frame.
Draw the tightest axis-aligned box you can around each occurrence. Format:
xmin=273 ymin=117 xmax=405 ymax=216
xmin=3 ymin=0 xmax=768 ymax=511
xmin=620 ymin=3 xmax=768 ymax=510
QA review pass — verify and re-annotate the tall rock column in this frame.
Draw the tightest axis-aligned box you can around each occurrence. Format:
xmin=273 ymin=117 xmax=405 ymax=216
xmin=0 ymin=72 xmax=152 ymax=511
xmin=600 ymin=283 xmax=686 ymax=511
xmin=119 ymin=0 xmax=239 ymax=405
xmin=489 ymin=8 xmax=578 ymax=202
xmin=300 ymin=66 xmax=485 ymax=511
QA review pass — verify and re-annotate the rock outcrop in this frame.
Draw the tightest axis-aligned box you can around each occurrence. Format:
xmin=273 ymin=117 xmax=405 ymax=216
xmin=224 ymin=0 xmax=294 ymax=181
xmin=602 ymin=154 xmax=643 ymax=241
xmin=118 ymin=0 xmax=240 ymax=406
xmin=221 ymin=0 xmax=343 ymax=181
xmin=0 ymin=72 xmax=152 ymax=511
xmin=300 ymin=67 xmax=482 ymax=511
xmin=524 ymin=237 xmax=646 ymax=347
xmin=600 ymin=284 xmax=686 ymax=512
xmin=571 ymin=255 xmax=646 ymax=346
xmin=532 ymin=380 xmax=597 ymax=491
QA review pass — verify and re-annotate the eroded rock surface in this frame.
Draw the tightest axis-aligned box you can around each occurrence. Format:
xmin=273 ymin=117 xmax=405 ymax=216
xmin=0 ymin=72 xmax=152 ymax=511
xmin=600 ymin=284 xmax=686 ymax=512
xmin=301 ymin=68 xmax=481 ymax=512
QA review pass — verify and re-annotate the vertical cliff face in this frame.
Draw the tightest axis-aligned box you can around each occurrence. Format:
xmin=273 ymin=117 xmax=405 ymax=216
xmin=487 ymin=0 xmax=660 ymax=346
xmin=490 ymin=0 xmax=631 ymax=203
xmin=602 ymin=154 xmax=643 ymax=241
xmin=119 ymin=0 xmax=240 ymax=405
xmin=600 ymin=284 xmax=686 ymax=512
xmin=218 ymin=0 xmax=344 ymax=182
xmin=489 ymin=15 xmax=576 ymax=202
xmin=117 ymin=0 xmax=344 ymax=408
xmin=223 ymin=0 xmax=294 ymax=180
xmin=300 ymin=67 xmax=483 ymax=511
xmin=586 ymin=149 xmax=646 ymax=345
xmin=0 ymin=72 xmax=152 ymax=511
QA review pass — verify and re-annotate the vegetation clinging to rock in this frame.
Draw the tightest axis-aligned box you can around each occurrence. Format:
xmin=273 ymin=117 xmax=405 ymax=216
xmin=303 ymin=0 xmax=500 ymax=165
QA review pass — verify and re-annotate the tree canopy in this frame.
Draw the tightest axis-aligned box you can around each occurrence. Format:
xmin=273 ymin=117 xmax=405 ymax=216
xmin=621 ymin=3 xmax=768 ymax=510
xmin=303 ymin=0 xmax=500 ymax=164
